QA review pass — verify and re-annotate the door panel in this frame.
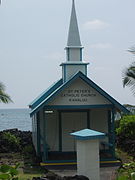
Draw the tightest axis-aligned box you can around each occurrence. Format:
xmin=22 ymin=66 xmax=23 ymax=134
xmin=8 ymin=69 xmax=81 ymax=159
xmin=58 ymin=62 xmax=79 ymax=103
xmin=61 ymin=112 xmax=87 ymax=151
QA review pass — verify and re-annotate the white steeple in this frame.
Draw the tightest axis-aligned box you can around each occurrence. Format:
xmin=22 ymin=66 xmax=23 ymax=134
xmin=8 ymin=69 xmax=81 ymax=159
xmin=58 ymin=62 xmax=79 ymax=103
xmin=67 ymin=0 xmax=82 ymax=47
xmin=60 ymin=0 xmax=89 ymax=82
xmin=65 ymin=0 xmax=84 ymax=62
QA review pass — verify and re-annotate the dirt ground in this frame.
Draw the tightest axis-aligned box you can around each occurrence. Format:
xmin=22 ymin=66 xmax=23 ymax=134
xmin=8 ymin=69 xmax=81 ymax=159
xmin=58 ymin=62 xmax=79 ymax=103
xmin=48 ymin=166 xmax=118 ymax=180
xmin=0 ymin=152 xmax=119 ymax=180
xmin=0 ymin=151 xmax=134 ymax=180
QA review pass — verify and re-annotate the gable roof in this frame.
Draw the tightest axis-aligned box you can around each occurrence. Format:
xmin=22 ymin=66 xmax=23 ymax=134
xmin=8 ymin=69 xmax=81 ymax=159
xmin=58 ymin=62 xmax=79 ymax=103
xmin=30 ymin=71 xmax=129 ymax=116
xmin=29 ymin=78 xmax=63 ymax=109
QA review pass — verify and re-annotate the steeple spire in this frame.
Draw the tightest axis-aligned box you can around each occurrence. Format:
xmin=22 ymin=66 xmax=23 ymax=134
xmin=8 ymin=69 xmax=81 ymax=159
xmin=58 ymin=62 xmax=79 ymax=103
xmin=67 ymin=0 xmax=82 ymax=47
xmin=60 ymin=0 xmax=89 ymax=82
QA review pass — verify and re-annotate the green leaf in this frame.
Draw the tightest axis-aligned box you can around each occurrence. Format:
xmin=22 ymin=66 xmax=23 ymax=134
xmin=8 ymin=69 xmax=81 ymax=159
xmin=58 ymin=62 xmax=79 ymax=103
xmin=0 ymin=173 xmax=10 ymax=179
xmin=0 ymin=165 xmax=10 ymax=173
xmin=10 ymin=168 xmax=18 ymax=177
xmin=14 ymin=163 xmax=20 ymax=170
xmin=131 ymin=172 xmax=135 ymax=180
xmin=12 ymin=178 xmax=19 ymax=180
xmin=117 ymin=175 xmax=128 ymax=180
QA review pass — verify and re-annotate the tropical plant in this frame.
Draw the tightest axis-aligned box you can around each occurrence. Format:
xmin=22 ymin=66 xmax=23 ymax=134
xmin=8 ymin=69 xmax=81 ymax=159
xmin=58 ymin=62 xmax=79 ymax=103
xmin=116 ymin=115 xmax=135 ymax=138
xmin=2 ymin=132 xmax=21 ymax=152
xmin=3 ymin=132 xmax=20 ymax=147
xmin=0 ymin=163 xmax=20 ymax=180
xmin=123 ymin=62 xmax=135 ymax=95
xmin=117 ymin=162 xmax=135 ymax=180
xmin=0 ymin=82 xmax=12 ymax=103
xmin=116 ymin=115 xmax=135 ymax=157
xmin=123 ymin=47 xmax=135 ymax=94
xmin=128 ymin=46 xmax=135 ymax=54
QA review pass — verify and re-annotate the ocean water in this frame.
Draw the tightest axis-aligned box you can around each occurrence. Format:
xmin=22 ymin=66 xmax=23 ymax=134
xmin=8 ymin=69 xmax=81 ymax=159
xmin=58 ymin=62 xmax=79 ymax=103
xmin=0 ymin=109 xmax=31 ymax=131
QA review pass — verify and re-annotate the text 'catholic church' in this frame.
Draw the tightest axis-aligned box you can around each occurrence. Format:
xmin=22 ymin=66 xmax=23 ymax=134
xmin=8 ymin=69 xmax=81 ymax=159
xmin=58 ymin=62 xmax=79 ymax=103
xmin=29 ymin=0 xmax=129 ymax=166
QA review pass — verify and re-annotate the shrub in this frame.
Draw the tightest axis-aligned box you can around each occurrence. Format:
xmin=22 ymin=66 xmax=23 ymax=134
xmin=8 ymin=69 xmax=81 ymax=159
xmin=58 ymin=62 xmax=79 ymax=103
xmin=2 ymin=132 xmax=20 ymax=152
xmin=0 ymin=163 xmax=20 ymax=180
xmin=115 ymin=119 xmax=121 ymax=130
xmin=3 ymin=132 xmax=20 ymax=145
xmin=116 ymin=115 xmax=135 ymax=157
xmin=116 ymin=115 xmax=135 ymax=139
xmin=0 ymin=129 xmax=33 ymax=153
xmin=22 ymin=145 xmax=35 ymax=156
xmin=117 ymin=161 xmax=135 ymax=180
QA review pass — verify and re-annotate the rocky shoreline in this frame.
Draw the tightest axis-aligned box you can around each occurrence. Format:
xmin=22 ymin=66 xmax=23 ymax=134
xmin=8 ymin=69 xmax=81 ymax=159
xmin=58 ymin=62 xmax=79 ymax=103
xmin=0 ymin=128 xmax=33 ymax=153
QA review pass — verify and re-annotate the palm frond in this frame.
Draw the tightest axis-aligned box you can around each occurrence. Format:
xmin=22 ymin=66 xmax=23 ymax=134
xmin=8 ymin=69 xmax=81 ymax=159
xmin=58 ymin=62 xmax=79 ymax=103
xmin=0 ymin=82 xmax=6 ymax=92
xmin=0 ymin=82 xmax=13 ymax=103
xmin=0 ymin=94 xmax=12 ymax=103
xmin=123 ymin=62 xmax=135 ymax=95
xmin=128 ymin=46 xmax=135 ymax=54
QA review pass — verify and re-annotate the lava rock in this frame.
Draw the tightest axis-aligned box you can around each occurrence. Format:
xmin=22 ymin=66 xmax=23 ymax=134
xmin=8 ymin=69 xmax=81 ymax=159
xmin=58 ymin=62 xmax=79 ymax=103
xmin=63 ymin=175 xmax=89 ymax=180
xmin=0 ymin=129 xmax=33 ymax=153
xmin=32 ymin=174 xmax=89 ymax=180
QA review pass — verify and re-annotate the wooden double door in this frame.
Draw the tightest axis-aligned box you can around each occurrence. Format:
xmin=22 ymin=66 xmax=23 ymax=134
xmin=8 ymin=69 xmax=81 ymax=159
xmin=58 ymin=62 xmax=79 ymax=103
xmin=60 ymin=110 xmax=89 ymax=152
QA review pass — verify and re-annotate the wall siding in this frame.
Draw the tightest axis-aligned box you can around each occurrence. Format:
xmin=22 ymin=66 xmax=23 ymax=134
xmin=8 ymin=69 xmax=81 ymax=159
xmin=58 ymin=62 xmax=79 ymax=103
xmin=32 ymin=114 xmax=38 ymax=153
xmin=90 ymin=109 xmax=109 ymax=148
xmin=69 ymin=49 xmax=81 ymax=61
xmin=45 ymin=110 xmax=59 ymax=151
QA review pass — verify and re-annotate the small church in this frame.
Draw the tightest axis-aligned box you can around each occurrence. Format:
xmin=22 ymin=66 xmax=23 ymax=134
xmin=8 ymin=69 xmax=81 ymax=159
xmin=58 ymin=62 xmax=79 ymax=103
xmin=29 ymin=0 xmax=129 ymax=166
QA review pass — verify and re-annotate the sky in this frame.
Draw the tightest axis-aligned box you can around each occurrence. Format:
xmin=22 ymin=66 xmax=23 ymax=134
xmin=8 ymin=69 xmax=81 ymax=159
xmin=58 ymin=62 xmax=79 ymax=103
xmin=0 ymin=0 xmax=135 ymax=109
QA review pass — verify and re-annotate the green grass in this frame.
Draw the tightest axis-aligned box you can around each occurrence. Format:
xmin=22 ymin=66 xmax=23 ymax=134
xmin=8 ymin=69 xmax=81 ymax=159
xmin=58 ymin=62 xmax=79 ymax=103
xmin=0 ymin=152 xmax=46 ymax=180
xmin=18 ymin=173 xmax=43 ymax=180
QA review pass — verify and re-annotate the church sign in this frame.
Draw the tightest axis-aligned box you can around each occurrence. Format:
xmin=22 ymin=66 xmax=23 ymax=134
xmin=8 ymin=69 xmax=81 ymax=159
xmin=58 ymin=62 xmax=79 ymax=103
xmin=48 ymin=79 xmax=110 ymax=106
xmin=61 ymin=89 xmax=96 ymax=102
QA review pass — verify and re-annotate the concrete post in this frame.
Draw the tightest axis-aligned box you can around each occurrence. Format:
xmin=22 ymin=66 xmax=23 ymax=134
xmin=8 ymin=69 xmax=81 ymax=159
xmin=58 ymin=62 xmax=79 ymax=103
xmin=77 ymin=139 xmax=100 ymax=180
xmin=71 ymin=129 xmax=105 ymax=180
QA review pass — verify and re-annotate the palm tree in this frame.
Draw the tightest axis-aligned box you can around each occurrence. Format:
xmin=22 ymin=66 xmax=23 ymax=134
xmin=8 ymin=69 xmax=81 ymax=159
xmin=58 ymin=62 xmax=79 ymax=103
xmin=128 ymin=46 xmax=135 ymax=54
xmin=123 ymin=62 xmax=135 ymax=96
xmin=123 ymin=46 xmax=135 ymax=94
xmin=0 ymin=82 xmax=12 ymax=103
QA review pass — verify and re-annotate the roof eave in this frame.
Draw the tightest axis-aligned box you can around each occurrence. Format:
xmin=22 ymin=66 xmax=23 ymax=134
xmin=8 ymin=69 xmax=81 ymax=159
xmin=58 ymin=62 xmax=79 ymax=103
xmin=30 ymin=71 xmax=129 ymax=116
